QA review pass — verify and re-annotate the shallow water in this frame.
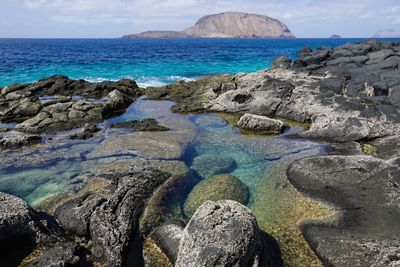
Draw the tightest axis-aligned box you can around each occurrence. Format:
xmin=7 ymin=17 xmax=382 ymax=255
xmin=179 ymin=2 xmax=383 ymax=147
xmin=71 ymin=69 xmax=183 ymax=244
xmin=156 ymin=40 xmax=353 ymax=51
xmin=0 ymin=98 xmax=330 ymax=265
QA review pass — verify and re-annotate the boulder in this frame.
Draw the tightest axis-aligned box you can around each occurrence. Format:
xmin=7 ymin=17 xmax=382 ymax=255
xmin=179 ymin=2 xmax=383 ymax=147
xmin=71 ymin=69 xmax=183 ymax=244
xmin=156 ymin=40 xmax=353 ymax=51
xmin=237 ymin=113 xmax=285 ymax=133
xmin=150 ymin=221 xmax=185 ymax=263
xmin=0 ymin=193 xmax=48 ymax=267
xmin=176 ymin=200 xmax=283 ymax=267
xmin=191 ymin=154 xmax=237 ymax=178
xmin=184 ymin=174 xmax=249 ymax=217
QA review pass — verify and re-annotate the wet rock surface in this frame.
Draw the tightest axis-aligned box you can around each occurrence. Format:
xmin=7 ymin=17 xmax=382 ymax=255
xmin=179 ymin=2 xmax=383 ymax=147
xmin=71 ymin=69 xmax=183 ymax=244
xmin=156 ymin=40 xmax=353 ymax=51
xmin=0 ymin=132 xmax=41 ymax=149
xmin=176 ymin=200 xmax=283 ymax=267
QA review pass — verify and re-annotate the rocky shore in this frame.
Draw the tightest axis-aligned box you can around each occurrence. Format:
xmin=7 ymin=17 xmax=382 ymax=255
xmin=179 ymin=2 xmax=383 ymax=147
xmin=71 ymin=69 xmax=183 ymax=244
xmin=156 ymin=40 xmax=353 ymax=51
xmin=1 ymin=40 xmax=400 ymax=267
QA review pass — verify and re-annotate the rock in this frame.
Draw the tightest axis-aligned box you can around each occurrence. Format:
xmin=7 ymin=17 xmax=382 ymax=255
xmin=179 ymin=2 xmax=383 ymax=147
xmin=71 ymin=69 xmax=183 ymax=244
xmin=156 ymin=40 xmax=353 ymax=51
xmin=150 ymin=220 xmax=185 ymax=263
xmin=0 ymin=133 xmax=41 ymax=149
xmin=191 ymin=154 xmax=237 ymax=178
xmin=366 ymin=49 xmax=395 ymax=65
xmin=287 ymin=155 xmax=400 ymax=267
xmin=271 ymin=56 xmax=292 ymax=69
xmin=89 ymin=170 xmax=169 ymax=267
xmin=110 ymin=118 xmax=169 ymax=131
xmin=176 ymin=200 xmax=283 ymax=267
xmin=237 ymin=113 xmax=285 ymax=133
xmin=299 ymin=115 xmax=370 ymax=142
xmin=319 ymin=77 xmax=345 ymax=94
xmin=184 ymin=174 xmax=249 ymax=217
xmin=26 ymin=243 xmax=89 ymax=267
xmin=0 ymin=193 xmax=49 ymax=267
xmin=70 ymin=123 xmax=100 ymax=140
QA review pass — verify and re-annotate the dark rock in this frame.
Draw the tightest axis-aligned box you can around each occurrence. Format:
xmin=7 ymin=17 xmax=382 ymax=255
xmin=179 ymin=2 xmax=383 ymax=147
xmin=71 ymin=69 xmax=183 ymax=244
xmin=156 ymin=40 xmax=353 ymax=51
xmin=110 ymin=118 xmax=169 ymax=131
xmin=176 ymin=200 xmax=283 ymax=267
xmin=0 ymin=134 xmax=41 ymax=149
xmin=271 ymin=56 xmax=292 ymax=69
xmin=287 ymin=155 xmax=400 ymax=267
xmin=298 ymin=46 xmax=312 ymax=58
xmin=89 ymin=170 xmax=169 ymax=267
xmin=319 ymin=77 xmax=345 ymax=94
xmin=0 ymin=193 xmax=49 ymax=267
xmin=366 ymin=49 xmax=395 ymax=65
xmin=70 ymin=123 xmax=100 ymax=140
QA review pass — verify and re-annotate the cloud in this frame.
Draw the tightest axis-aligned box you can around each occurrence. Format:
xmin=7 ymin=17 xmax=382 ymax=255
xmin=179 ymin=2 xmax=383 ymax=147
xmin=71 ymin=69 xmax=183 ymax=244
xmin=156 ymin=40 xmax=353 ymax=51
xmin=1 ymin=0 xmax=400 ymax=37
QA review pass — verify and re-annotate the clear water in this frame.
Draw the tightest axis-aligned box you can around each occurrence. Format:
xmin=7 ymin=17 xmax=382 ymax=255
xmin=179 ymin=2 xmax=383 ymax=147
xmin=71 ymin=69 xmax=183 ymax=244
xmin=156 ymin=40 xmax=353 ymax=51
xmin=2 ymin=38 xmax=399 ymax=87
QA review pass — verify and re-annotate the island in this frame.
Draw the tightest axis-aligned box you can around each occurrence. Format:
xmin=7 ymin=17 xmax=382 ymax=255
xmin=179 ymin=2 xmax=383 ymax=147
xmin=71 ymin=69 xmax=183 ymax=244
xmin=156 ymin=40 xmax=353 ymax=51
xmin=373 ymin=29 xmax=400 ymax=38
xmin=329 ymin=34 xmax=341 ymax=38
xmin=123 ymin=12 xmax=295 ymax=38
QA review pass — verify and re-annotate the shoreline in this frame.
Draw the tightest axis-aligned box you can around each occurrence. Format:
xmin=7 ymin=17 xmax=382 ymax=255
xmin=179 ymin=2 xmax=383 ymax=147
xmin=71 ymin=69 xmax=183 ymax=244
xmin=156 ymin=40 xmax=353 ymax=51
xmin=1 ymin=39 xmax=400 ymax=266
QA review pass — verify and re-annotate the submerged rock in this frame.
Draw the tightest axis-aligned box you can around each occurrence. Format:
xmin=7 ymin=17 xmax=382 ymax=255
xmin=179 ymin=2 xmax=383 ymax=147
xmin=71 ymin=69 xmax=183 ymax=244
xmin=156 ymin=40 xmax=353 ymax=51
xmin=191 ymin=154 xmax=237 ymax=178
xmin=110 ymin=118 xmax=169 ymax=131
xmin=237 ymin=113 xmax=285 ymax=133
xmin=176 ymin=200 xmax=283 ymax=267
xmin=184 ymin=174 xmax=249 ymax=217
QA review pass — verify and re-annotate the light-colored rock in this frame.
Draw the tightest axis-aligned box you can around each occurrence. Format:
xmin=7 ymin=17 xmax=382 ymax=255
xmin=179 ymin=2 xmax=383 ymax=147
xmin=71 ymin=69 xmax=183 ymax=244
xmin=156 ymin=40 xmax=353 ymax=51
xmin=176 ymin=200 xmax=279 ymax=267
xmin=237 ymin=113 xmax=285 ymax=133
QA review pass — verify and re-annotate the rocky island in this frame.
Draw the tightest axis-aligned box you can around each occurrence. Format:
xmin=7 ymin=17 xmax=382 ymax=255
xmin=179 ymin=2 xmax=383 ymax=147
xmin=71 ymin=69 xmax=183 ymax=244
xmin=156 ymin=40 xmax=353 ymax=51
xmin=1 ymin=40 xmax=400 ymax=267
xmin=123 ymin=12 xmax=295 ymax=38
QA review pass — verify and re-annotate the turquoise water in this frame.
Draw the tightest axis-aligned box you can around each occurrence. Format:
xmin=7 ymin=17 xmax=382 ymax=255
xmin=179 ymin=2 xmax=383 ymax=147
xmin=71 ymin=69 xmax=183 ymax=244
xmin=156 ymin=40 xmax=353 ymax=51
xmin=2 ymin=38 xmax=399 ymax=87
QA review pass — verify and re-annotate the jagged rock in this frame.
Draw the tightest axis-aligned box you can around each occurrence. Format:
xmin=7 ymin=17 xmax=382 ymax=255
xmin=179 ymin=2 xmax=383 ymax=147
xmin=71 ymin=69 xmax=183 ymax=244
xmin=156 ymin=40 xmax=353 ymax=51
xmin=0 ymin=193 xmax=49 ymax=267
xmin=176 ymin=200 xmax=283 ymax=267
xmin=70 ymin=123 xmax=100 ymax=140
xmin=89 ymin=170 xmax=170 ymax=267
xmin=237 ymin=113 xmax=285 ymax=133
xmin=184 ymin=174 xmax=249 ymax=217
xmin=0 ymin=133 xmax=41 ymax=149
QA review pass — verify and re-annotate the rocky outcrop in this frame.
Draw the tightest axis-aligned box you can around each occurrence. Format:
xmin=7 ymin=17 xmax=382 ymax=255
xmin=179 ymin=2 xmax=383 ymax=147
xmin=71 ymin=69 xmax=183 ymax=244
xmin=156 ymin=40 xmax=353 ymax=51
xmin=124 ymin=12 xmax=294 ymax=38
xmin=176 ymin=200 xmax=283 ymax=267
xmin=0 ymin=193 xmax=54 ymax=267
xmin=0 ymin=76 xmax=143 ymax=134
xmin=148 ymin=40 xmax=400 ymax=143
xmin=237 ymin=113 xmax=285 ymax=133
xmin=287 ymin=155 xmax=400 ymax=267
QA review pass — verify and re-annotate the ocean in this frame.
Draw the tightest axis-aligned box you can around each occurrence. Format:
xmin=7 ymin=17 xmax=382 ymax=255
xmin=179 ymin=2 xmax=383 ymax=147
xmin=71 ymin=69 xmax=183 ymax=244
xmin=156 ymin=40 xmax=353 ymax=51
xmin=2 ymin=38 xmax=398 ymax=87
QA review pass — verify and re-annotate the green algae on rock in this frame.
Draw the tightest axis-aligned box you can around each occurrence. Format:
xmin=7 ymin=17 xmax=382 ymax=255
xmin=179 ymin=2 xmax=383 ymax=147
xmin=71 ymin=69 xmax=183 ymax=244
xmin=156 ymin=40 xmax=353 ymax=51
xmin=183 ymin=174 xmax=249 ymax=217
xmin=191 ymin=153 xmax=237 ymax=179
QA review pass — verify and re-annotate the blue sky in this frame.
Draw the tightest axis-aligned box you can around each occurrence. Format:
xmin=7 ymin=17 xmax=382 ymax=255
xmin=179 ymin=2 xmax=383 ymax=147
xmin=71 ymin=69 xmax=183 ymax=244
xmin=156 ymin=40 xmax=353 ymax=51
xmin=1 ymin=0 xmax=399 ymax=38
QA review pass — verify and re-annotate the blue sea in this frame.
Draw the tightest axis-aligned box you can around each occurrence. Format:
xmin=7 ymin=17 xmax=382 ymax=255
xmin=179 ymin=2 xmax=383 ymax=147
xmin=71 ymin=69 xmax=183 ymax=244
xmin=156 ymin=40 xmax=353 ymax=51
xmin=1 ymin=38 xmax=398 ymax=87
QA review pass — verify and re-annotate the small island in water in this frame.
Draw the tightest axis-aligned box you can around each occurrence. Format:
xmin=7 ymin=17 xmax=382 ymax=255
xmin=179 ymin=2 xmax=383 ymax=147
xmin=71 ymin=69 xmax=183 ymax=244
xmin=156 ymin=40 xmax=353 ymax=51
xmin=123 ymin=12 xmax=295 ymax=38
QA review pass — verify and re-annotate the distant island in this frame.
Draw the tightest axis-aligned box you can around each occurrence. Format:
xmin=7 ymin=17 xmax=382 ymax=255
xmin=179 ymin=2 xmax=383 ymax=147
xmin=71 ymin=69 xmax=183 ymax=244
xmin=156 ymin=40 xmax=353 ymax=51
xmin=373 ymin=29 xmax=400 ymax=38
xmin=329 ymin=34 xmax=341 ymax=38
xmin=123 ymin=12 xmax=295 ymax=38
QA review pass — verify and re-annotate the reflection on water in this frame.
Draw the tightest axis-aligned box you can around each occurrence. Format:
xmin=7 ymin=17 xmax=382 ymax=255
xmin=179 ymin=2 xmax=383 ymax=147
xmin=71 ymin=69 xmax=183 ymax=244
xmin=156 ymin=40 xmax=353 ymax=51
xmin=0 ymin=97 xmax=331 ymax=266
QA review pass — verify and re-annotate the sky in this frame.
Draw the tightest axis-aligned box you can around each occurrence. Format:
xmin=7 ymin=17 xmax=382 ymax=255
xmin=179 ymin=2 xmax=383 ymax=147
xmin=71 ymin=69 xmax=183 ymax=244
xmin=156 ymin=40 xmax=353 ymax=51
xmin=0 ymin=0 xmax=399 ymax=38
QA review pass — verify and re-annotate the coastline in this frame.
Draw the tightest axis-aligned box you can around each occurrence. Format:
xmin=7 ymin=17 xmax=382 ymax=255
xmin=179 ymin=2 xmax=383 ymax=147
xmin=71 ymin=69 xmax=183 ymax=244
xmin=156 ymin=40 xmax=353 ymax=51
xmin=1 ymin=39 xmax=400 ymax=266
